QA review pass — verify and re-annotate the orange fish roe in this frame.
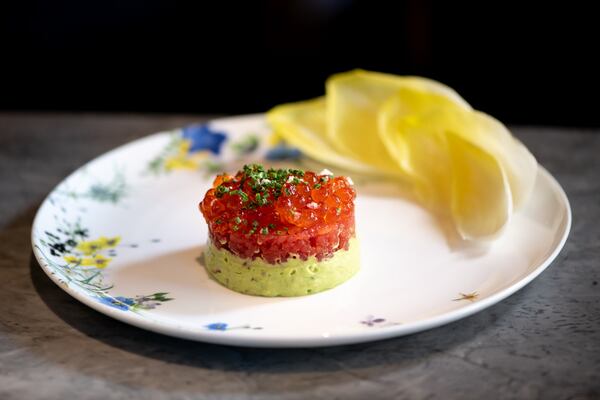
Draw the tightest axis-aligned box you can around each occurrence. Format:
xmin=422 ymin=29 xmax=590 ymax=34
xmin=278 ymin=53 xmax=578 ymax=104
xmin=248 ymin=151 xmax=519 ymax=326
xmin=199 ymin=164 xmax=356 ymax=264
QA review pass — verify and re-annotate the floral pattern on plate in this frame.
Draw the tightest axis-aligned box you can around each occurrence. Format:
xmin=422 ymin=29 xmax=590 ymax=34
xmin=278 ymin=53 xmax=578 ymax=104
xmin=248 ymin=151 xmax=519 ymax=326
xmin=145 ymin=123 xmax=303 ymax=175
xmin=146 ymin=124 xmax=228 ymax=174
xmin=452 ymin=292 xmax=479 ymax=302
xmin=205 ymin=323 xmax=263 ymax=331
xmin=55 ymin=169 xmax=128 ymax=204
xmin=99 ymin=293 xmax=173 ymax=311
xmin=360 ymin=315 xmax=401 ymax=328
xmin=35 ymin=216 xmax=173 ymax=314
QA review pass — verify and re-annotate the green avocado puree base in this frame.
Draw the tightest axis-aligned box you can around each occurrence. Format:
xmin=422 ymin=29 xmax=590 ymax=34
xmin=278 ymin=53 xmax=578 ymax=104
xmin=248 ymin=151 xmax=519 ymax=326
xmin=204 ymin=237 xmax=360 ymax=297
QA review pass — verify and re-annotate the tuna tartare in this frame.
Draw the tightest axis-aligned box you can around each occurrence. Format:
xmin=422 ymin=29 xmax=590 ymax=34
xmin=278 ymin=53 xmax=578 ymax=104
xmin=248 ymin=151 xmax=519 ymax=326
xmin=199 ymin=164 xmax=359 ymax=296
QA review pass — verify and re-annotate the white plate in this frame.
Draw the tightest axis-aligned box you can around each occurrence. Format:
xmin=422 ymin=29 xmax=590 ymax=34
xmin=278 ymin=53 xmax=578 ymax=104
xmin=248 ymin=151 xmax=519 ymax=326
xmin=31 ymin=114 xmax=571 ymax=347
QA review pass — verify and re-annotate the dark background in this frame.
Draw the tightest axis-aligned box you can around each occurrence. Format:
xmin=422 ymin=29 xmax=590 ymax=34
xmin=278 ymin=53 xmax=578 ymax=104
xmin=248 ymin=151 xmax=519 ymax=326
xmin=2 ymin=1 xmax=598 ymax=126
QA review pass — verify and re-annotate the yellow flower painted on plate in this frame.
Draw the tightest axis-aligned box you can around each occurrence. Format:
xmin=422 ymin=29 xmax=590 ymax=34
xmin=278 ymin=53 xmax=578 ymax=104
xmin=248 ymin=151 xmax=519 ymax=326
xmin=97 ymin=236 xmax=121 ymax=248
xmin=63 ymin=255 xmax=81 ymax=264
xmin=164 ymin=140 xmax=209 ymax=171
xmin=80 ymin=254 xmax=112 ymax=269
xmin=178 ymin=139 xmax=192 ymax=154
xmin=164 ymin=156 xmax=200 ymax=170
xmin=76 ymin=240 xmax=103 ymax=255
xmin=76 ymin=236 xmax=121 ymax=255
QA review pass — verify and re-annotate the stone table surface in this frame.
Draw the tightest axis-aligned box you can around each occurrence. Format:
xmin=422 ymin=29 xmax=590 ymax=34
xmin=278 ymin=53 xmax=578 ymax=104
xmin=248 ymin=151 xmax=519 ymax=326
xmin=0 ymin=112 xmax=598 ymax=400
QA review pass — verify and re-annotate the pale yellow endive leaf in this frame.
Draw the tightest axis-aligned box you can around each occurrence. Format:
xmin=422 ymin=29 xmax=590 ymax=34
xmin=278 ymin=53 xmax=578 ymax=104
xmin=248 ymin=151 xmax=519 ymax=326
xmin=447 ymin=132 xmax=513 ymax=239
xmin=266 ymin=70 xmax=537 ymax=240
xmin=326 ymin=70 xmax=471 ymax=172
xmin=267 ymin=97 xmax=377 ymax=173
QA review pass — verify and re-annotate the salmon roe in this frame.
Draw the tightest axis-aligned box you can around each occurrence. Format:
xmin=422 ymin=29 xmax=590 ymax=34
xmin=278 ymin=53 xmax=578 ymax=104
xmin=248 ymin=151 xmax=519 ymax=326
xmin=199 ymin=164 xmax=356 ymax=264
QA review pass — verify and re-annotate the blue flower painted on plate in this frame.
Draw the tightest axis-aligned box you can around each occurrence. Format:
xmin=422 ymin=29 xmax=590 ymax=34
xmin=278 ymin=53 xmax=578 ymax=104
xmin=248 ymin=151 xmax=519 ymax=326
xmin=265 ymin=143 xmax=302 ymax=160
xmin=115 ymin=296 xmax=136 ymax=306
xmin=204 ymin=322 xmax=263 ymax=331
xmin=182 ymin=124 xmax=227 ymax=155
xmin=99 ymin=296 xmax=133 ymax=311
xmin=206 ymin=322 xmax=229 ymax=331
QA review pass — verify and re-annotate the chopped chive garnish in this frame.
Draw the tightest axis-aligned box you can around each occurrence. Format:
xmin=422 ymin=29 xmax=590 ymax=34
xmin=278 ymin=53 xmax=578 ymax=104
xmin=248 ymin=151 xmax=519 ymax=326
xmin=213 ymin=164 xmax=312 ymax=209
xmin=228 ymin=189 xmax=249 ymax=202
xmin=215 ymin=185 xmax=230 ymax=197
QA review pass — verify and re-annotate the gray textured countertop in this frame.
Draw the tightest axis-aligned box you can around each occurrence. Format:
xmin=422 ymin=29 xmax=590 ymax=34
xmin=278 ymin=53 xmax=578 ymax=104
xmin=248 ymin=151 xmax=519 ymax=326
xmin=1 ymin=112 xmax=598 ymax=400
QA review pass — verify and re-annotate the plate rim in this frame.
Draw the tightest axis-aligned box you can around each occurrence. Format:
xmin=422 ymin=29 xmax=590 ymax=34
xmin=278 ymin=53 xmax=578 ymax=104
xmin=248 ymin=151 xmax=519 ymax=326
xmin=30 ymin=115 xmax=572 ymax=348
